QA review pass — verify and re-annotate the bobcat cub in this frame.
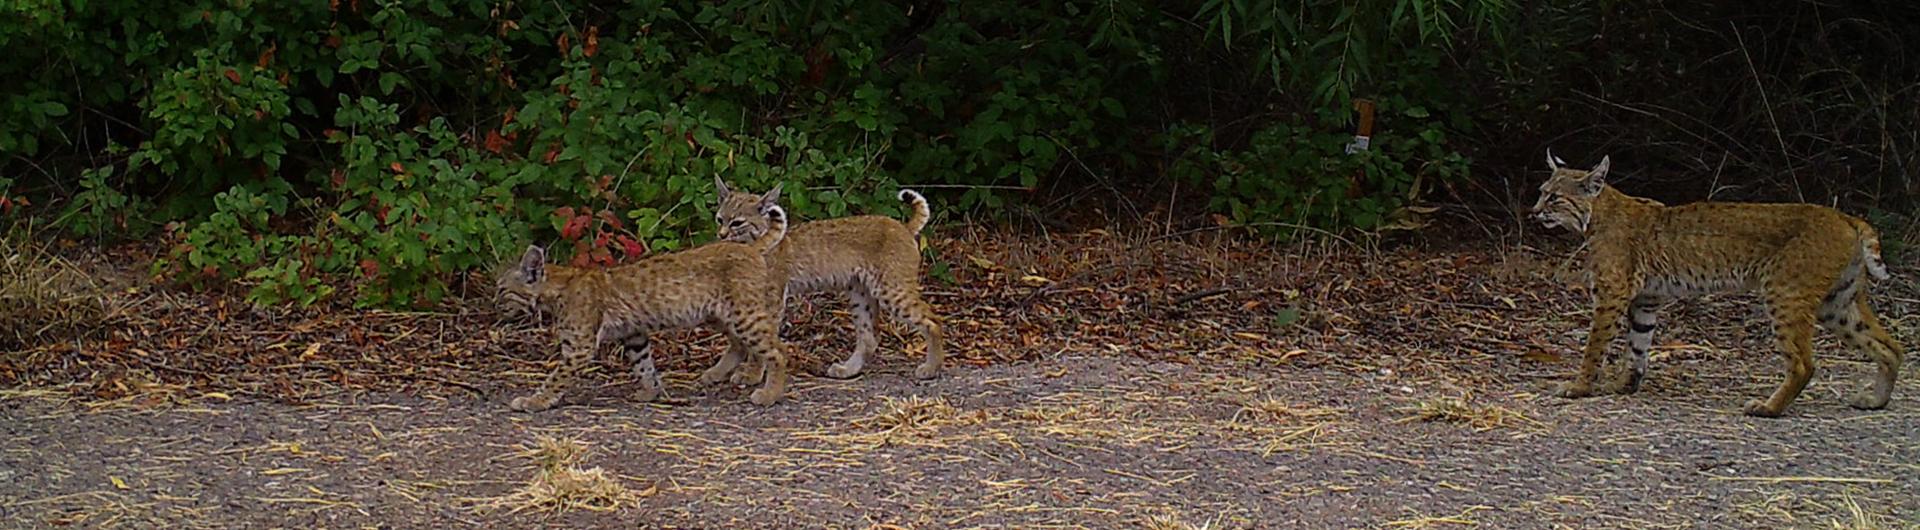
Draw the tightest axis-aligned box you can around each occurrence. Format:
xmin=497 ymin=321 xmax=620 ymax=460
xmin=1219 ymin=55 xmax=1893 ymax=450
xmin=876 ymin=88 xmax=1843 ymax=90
xmin=1531 ymin=151 xmax=1902 ymax=417
xmin=496 ymin=206 xmax=793 ymax=411
xmin=713 ymin=177 xmax=946 ymax=380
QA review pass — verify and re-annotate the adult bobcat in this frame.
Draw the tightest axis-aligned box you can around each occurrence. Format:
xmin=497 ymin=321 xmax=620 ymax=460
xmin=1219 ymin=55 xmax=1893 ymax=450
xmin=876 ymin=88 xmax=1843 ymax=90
xmin=1531 ymin=151 xmax=1901 ymax=417
xmin=712 ymin=177 xmax=946 ymax=380
xmin=495 ymin=206 xmax=793 ymax=412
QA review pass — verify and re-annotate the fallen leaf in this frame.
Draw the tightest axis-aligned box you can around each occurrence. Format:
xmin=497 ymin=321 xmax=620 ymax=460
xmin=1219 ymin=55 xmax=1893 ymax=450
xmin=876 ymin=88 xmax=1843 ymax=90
xmin=110 ymin=476 xmax=128 ymax=489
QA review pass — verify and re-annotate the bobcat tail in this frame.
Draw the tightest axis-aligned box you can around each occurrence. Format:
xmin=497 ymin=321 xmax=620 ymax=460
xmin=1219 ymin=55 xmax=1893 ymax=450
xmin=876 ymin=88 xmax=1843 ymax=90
xmin=898 ymin=189 xmax=931 ymax=234
xmin=1855 ymin=219 xmax=1890 ymax=281
xmin=752 ymin=205 xmax=789 ymax=254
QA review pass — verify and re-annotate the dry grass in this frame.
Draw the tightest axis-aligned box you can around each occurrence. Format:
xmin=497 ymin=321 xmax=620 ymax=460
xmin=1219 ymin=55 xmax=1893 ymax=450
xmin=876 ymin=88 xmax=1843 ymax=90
xmin=0 ymin=228 xmax=110 ymax=349
xmin=1397 ymin=397 xmax=1543 ymax=432
xmin=856 ymin=395 xmax=965 ymax=438
xmin=470 ymin=435 xmax=639 ymax=514
xmin=1830 ymin=493 xmax=1917 ymax=530
xmin=1139 ymin=512 xmax=1218 ymax=530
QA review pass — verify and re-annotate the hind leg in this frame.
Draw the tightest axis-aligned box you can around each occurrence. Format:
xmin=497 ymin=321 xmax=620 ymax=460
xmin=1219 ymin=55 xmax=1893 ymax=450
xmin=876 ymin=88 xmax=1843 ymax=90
xmin=621 ymin=334 xmax=664 ymax=403
xmin=1826 ymin=295 xmax=1905 ymax=410
xmin=826 ymin=285 xmax=880 ymax=379
xmin=700 ymin=334 xmax=749 ymax=386
xmin=876 ymin=277 xmax=945 ymax=380
xmin=1748 ymin=298 xmax=1818 ymax=418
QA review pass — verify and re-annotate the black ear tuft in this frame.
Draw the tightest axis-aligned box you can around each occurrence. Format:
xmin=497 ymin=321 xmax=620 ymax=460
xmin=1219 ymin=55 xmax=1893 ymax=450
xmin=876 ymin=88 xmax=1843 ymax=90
xmin=714 ymin=176 xmax=731 ymax=202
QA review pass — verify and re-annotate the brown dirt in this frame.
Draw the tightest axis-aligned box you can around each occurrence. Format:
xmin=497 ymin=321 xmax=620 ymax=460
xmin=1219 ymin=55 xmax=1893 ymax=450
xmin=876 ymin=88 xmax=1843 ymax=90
xmin=3 ymin=228 xmax=1917 ymax=529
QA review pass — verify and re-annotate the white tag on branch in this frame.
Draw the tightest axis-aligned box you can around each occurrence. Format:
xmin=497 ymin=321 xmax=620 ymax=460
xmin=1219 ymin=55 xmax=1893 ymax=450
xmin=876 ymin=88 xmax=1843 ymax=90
xmin=1344 ymin=135 xmax=1371 ymax=154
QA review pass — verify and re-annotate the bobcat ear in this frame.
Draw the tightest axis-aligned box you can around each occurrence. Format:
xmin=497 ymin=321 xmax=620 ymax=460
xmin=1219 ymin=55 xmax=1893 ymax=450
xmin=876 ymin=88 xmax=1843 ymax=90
xmin=1578 ymin=156 xmax=1611 ymax=196
xmin=1546 ymin=148 xmax=1563 ymax=170
xmin=714 ymin=176 xmax=731 ymax=202
xmin=759 ymin=183 xmax=783 ymax=213
xmin=518 ymin=245 xmax=547 ymax=282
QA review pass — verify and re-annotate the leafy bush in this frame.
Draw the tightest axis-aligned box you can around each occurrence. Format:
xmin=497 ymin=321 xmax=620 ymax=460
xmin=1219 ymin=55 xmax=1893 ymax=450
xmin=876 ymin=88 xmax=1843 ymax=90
xmin=11 ymin=0 xmax=1760 ymax=307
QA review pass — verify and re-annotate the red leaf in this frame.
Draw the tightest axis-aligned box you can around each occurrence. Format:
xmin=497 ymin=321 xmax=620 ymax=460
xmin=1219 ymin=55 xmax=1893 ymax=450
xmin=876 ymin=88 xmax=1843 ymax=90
xmin=543 ymin=143 xmax=561 ymax=164
xmin=330 ymin=169 xmax=346 ymax=189
xmin=584 ymin=26 xmax=600 ymax=57
xmin=556 ymin=33 xmax=570 ymax=53
xmin=257 ymin=43 xmax=277 ymax=68
xmin=593 ymin=231 xmax=610 ymax=248
xmin=560 ymin=215 xmax=590 ymax=240
xmin=596 ymin=209 xmax=624 ymax=230
xmin=502 ymin=108 xmax=516 ymax=125
xmin=553 ymin=206 xmax=576 ymax=221
xmin=617 ymin=236 xmax=646 ymax=260
xmin=323 ymin=128 xmax=344 ymax=141
xmin=376 ymin=205 xmax=390 ymax=224
xmin=389 ymin=162 xmax=405 ymax=173
xmin=483 ymin=129 xmax=508 ymax=154
xmin=223 ymin=69 xmax=243 ymax=84
xmin=359 ymin=259 xmax=380 ymax=278
xmin=326 ymin=34 xmax=342 ymax=48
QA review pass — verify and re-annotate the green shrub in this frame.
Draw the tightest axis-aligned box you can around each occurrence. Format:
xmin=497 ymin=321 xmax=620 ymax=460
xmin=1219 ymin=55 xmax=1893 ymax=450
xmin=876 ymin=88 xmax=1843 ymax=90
xmin=7 ymin=0 xmax=1504 ymax=307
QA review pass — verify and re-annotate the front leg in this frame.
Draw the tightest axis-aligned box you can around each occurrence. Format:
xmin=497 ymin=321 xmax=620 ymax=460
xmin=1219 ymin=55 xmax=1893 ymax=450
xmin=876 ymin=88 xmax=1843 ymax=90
xmin=512 ymin=324 xmax=597 ymax=412
xmin=1560 ymin=285 xmax=1633 ymax=399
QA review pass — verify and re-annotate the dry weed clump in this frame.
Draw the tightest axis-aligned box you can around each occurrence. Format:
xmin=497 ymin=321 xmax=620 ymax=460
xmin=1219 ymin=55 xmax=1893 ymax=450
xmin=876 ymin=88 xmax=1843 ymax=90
xmin=1139 ymin=513 xmax=1216 ymax=530
xmin=473 ymin=435 xmax=637 ymax=514
xmin=1397 ymin=397 xmax=1542 ymax=432
xmin=856 ymin=396 xmax=965 ymax=437
xmin=0 ymin=231 xmax=110 ymax=350
xmin=1830 ymin=493 xmax=1917 ymax=530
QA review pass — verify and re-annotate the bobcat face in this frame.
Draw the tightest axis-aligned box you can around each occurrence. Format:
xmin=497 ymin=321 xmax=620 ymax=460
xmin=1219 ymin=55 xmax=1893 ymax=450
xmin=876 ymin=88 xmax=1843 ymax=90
xmin=714 ymin=176 xmax=782 ymax=243
xmin=494 ymin=245 xmax=548 ymax=317
xmin=1532 ymin=151 xmax=1610 ymax=233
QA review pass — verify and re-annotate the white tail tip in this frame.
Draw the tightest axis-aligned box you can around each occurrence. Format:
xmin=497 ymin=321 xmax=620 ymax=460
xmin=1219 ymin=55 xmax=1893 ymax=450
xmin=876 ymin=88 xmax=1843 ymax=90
xmin=898 ymin=189 xmax=924 ymax=203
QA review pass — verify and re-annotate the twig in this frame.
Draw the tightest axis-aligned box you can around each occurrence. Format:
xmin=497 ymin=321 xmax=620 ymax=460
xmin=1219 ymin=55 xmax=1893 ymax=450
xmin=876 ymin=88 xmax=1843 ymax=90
xmin=1170 ymin=287 xmax=1231 ymax=306
xmin=1733 ymin=22 xmax=1803 ymax=202
xmin=1146 ymin=222 xmax=1363 ymax=252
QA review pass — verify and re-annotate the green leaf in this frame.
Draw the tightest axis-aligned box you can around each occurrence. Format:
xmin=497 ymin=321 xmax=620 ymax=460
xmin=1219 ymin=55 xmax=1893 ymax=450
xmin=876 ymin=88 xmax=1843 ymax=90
xmin=378 ymin=73 xmax=404 ymax=95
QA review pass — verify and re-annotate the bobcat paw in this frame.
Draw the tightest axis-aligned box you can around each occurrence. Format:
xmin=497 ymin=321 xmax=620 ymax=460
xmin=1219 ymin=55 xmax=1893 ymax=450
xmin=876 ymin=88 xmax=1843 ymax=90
xmin=1848 ymin=391 xmax=1890 ymax=410
xmin=510 ymin=392 xmax=561 ymax=413
xmin=698 ymin=365 xmax=732 ymax=386
xmin=730 ymin=365 xmax=764 ymax=386
xmin=749 ymin=387 xmax=784 ymax=406
xmin=913 ymin=362 xmax=941 ymax=380
xmin=634 ymin=384 xmax=663 ymax=403
xmin=1554 ymin=381 xmax=1596 ymax=399
xmin=1743 ymin=399 xmax=1785 ymax=418
xmin=825 ymin=360 xmax=863 ymax=379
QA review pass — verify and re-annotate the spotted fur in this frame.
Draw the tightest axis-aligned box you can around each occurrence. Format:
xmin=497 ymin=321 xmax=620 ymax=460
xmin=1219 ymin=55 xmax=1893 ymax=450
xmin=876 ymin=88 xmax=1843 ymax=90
xmin=496 ymin=207 xmax=793 ymax=412
xmin=1532 ymin=151 xmax=1903 ymax=417
xmin=713 ymin=177 xmax=945 ymax=380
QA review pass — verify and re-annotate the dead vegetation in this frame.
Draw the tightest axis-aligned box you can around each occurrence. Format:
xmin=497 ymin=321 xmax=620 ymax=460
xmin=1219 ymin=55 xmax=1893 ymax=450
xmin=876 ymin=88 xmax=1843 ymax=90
xmin=0 ymin=226 xmax=112 ymax=351
xmin=1397 ymin=396 xmax=1545 ymax=433
xmin=469 ymin=435 xmax=642 ymax=515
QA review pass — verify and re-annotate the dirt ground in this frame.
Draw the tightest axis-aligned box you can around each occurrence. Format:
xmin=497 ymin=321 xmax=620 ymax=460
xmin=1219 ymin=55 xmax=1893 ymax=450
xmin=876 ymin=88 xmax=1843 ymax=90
xmin=3 ymin=229 xmax=1918 ymax=529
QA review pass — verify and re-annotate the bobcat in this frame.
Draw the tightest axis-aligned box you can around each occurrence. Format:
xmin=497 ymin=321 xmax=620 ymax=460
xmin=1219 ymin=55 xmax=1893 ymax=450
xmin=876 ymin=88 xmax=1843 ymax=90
xmin=712 ymin=177 xmax=946 ymax=380
xmin=1531 ymin=151 xmax=1902 ymax=417
xmin=495 ymin=206 xmax=793 ymax=412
